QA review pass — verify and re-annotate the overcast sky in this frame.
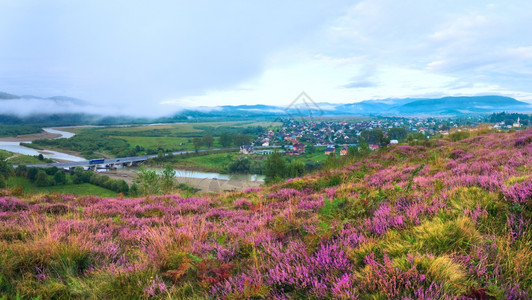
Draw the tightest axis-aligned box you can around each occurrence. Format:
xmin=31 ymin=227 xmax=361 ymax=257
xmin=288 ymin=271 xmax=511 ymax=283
xmin=1 ymin=0 xmax=532 ymax=116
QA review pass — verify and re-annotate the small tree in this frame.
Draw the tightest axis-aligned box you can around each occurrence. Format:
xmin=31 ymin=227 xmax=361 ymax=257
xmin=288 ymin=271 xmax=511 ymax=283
xmin=0 ymin=157 xmax=13 ymax=179
xmin=202 ymin=135 xmax=214 ymax=148
xmin=228 ymin=158 xmax=251 ymax=173
xmin=348 ymin=146 xmax=359 ymax=157
xmin=71 ymin=166 xmax=84 ymax=184
xmin=265 ymin=152 xmax=286 ymax=183
xmin=27 ymin=167 xmax=39 ymax=182
xmin=233 ymin=134 xmax=251 ymax=147
xmin=287 ymin=160 xmax=305 ymax=178
xmin=45 ymin=166 xmax=59 ymax=175
xmin=324 ymin=152 xmax=338 ymax=169
xmin=407 ymin=133 xmax=415 ymax=145
xmin=136 ymin=167 xmax=160 ymax=196
xmin=118 ymin=180 xmax=130 ymax=195
xmin=0 ymin=175 xmax=6 ymax=189
xmin=192 ymin=137 xmax=202 ymax=152
xmin=35 ymin=170 xmax=50 ymax=187
xmin=161 ymin=165 xmax=176 ymax=194
xmin=388 ymin=127 xmax=408 ymax=141
xmin=129 ymin=183 xmax=139 ymax=196
xmin=15 ymin=165 xmax=27 ymax=177
xmin=53 ymin=171 xmax=67 ymax=185
xmin=359 ymin=137 xmax=370 ymax=156
xmin=219 ymin=132 xmax=233 ymax=148
xmin=157 ymin=149 xmax=165 ymax=161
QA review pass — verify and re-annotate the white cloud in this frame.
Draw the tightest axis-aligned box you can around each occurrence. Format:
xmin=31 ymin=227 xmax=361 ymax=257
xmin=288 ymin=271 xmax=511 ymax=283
xmin=2 ymin=0 xmax=532 ymax=115
xmin=161 ymin=0 xmax=532 ymax=109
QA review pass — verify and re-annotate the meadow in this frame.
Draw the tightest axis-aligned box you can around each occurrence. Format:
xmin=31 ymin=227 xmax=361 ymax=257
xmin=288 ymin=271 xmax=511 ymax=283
xmin=30 ymin=121 xmax=276 ymax=159
xmin=4 ymin=154 xmax=50 ymax=166
xmin=0 ymin=150 xmax=53 ymax=168
xmin=154 ymin=152 xmax=238 ymax=172
xmin=0 ymin=150 xmax=11 ymax=160
xmin=0 ymin=129 xmax=530 ymax=298
xmin=6 ymin=177 xmax=118 ymax=197
xmin=149 ymin=149 xmax=327 ymax=175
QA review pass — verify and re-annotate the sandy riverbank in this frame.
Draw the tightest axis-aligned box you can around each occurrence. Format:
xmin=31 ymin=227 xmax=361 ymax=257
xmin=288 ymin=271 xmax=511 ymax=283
xmin=103 ymin=169 xmax=263 ymax=193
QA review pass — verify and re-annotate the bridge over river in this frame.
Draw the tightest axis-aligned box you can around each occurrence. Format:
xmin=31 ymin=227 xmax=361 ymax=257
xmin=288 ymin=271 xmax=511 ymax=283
xmin=18 ymin=148 xmax=246 ymax=170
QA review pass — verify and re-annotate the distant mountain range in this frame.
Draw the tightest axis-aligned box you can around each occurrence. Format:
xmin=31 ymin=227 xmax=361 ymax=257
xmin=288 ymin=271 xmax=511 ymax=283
xmin=1 ymin=91 xmax=531 ymax=126
xmin=212 ymin=95 xmax=532 ymax=116
xmin=0 ymin=91 xmax=86 ymax=105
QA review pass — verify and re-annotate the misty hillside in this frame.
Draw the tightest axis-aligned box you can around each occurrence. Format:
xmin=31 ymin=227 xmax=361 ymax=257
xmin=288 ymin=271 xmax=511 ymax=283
xmin=0 ymin=92 xmax=20 ymax=99
xmin=0 ymin=92 xmax=85 ymax=105
xmin=1 ymin=129 xmax=531 ymax=298
xmin=1 ymin=91 xmax=531 ymax=125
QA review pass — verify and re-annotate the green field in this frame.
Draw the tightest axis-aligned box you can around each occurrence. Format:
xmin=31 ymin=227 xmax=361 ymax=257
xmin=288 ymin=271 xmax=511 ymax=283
xmin=294 ymin=148 xmax=328 ymax=163
xmin=115 ymin=136 xmax=217 ymax=151
xmin=98 ymin=121 xmax=279 ymax=135
xmin=7 ymin=177 xmax=118 ymax=197
xmin=157 ymin=151 xmax=240 ymax=171
xmin=0 ymin=149 xmax=11 ymax=159
xmin=151 ymin=148 xmax=329 ymax=173
xmin=6 ymin=154 xmax=47 ymax=165
xmin=31 ymin=121 xmax=279 ymax=159
xmin=0 ymin=150 xmax=50 ymax=165
xmin=99 ymin=123 xmax=203 ymax=134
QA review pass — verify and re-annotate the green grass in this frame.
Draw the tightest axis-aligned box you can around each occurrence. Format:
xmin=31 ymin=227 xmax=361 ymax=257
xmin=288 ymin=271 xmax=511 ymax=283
xmin=319 ymin=197 xmax=346 ymax=219
xmin=168 ymin=152 xmax=238 ymax=171
xmin=99 ymin=121 xmax=280 ymax=135
xmin=151 ymin=148 xmax=330 ymax=173
xmin=294 ymin=149 xmax=328 ymax=163
xmin=1 ymin=150 xmax=48 ymax=165
xmin=0 ymin=149 xmax=12 ymax=159
xmin=116 ymin=136 xmax=217 ymax=151
xmin=158 ymin=149 xmax=329 ymax=173
xmin=7 ymin=177 xmax=118 ymax=197
xmin=5 ymin=154 xmax=46 ymax=165
xmin=100 ymin=123 xmax=203 ymax=134
xmin=36 ymin=121 xmax=277 ymax=158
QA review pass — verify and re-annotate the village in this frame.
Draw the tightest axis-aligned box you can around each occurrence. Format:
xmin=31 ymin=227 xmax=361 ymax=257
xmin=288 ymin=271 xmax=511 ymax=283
xmin=245 ymin=117 xmax=457 ymax=156
xmin=239 ymin=115 xmax=525 ymax=157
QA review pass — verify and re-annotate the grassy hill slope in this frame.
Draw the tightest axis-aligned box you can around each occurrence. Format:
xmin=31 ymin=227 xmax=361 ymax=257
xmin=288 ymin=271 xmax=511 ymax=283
xmin=1 ymin=129 xmax=531 ymax=298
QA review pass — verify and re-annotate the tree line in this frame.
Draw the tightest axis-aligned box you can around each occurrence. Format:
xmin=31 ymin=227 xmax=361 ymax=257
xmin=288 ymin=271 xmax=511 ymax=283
xmin=489 ymin=112 xmax=530 ymax=126
xmin=3 ymin=165 xmax=130 ymax=195
xmin=0 ymin=124 xmax=43 ymax=138
xmin=263 ymin=152 xmax=323 ymax=184
xmin=192 ymin=133 xmax=252 ymax=151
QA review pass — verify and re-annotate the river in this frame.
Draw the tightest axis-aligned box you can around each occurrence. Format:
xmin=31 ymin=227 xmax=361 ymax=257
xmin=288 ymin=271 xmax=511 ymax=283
xmin=140 ymin=168 xmax=264 ymax=192
xmin=0 ymin=128 xmax=85 ymax=161
xmin=42 ymin=127 xmax=76 ymax=139
xmin=2 ymin=126 xmax=264 ymax=184
xmin=167 ymin=168 xmax=264 ymax=182
xmin=106 ymin=167 xmax=265 ymax=182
